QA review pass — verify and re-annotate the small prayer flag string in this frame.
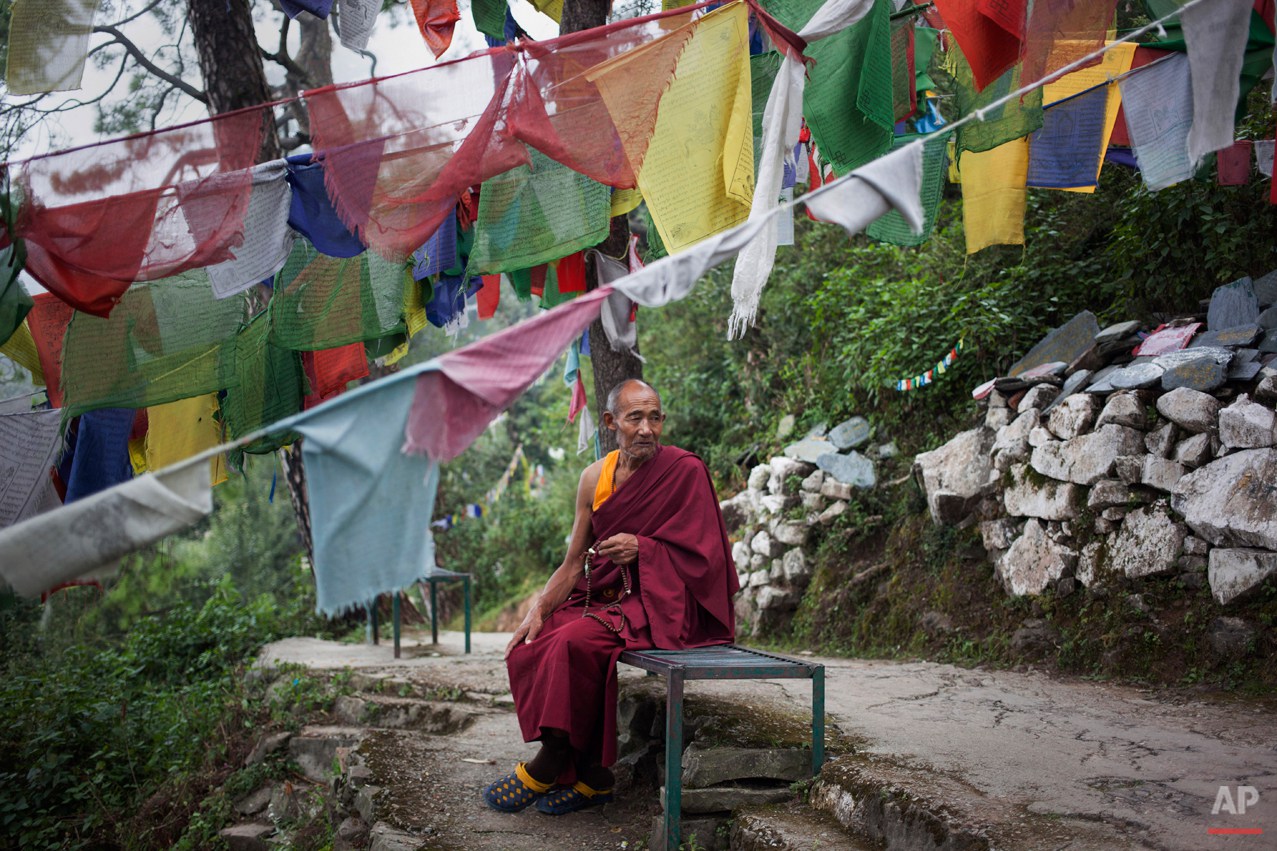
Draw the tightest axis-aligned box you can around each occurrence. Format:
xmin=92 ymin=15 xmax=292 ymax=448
xmin=894 ymin=338 xmax=966 ymax=392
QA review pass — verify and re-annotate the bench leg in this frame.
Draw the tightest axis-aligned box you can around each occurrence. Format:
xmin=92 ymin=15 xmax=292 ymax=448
xmin=392 ymin=592 xmax=401 ymax=660
xmin=368 ymin=601 xmax=379 ymax=645
xmin=812 ymin=666 xmax=825 ymax=776
xmin=430 ymin=580 xmax=439 ymax=645
xmin=664 ymin=670 xmax=684 ymax=851
xmin=463 ymin=577 xmax=472 ymax=654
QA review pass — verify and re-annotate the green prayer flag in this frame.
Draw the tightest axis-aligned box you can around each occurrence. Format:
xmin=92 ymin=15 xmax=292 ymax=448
xmin=765 ymin=0 xmax=894 ymax=174
xmin=939 ymin=44 xmax=1043 ymax=154
xmin=468 ymin=147 xmax=610 ymax=275
xmin=222 ymin=312 xmax=304 ymax=455
xmin=866 ymin=134 xmax=948 ymax=246
xmin=0 ymin=242 xmax=31 ymax=347
xmin=472 ymin=0 xmax=506 ymax=39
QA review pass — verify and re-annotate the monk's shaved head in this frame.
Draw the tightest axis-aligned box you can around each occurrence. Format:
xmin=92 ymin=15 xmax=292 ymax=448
xmin=606 ymin=379 xmax=661 ymax=416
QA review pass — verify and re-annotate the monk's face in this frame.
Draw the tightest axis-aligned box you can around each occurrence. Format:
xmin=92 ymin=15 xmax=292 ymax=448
xmin=609 ymin=384 xmax=665 ymax=463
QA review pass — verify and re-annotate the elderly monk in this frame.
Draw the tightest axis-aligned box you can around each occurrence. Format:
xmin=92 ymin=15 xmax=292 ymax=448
xmin=483 ymin=379 xmax=739 ymax=816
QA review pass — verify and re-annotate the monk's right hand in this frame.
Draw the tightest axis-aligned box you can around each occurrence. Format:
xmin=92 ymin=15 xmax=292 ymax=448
xmin=505 ymin=604 xmax=545 ymax=658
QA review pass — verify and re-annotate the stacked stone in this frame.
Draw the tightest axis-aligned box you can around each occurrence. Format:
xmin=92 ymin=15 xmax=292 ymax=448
xmin=915 ymin=273 xmax=1277 ymax=610
xmin=720 ymin=417 xmax=899 ymax=635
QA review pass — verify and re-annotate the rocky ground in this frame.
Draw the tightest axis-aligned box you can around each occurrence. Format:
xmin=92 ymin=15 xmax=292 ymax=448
xmin=223 ymin=630 xmax=1277 ymax=851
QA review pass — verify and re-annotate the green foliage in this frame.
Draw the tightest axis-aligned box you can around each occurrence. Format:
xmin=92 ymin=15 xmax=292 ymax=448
xmin=0 ymin=582 xmax=304 ymax=849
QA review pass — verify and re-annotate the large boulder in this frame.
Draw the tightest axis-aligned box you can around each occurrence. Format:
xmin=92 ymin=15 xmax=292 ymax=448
xmin=1003 ymin=464 xmax=1083 ymax=520
xmin=1105 ymin=502 xmax=1186 ymax=579
xmin=1156 ymin=387 xmax=1220 ymax=433
xmin=1029 ymin=424 xmax=1145 ymax=485
xmin=913 ymin=428 xmax=996 ymax=524
xmin=767 ymin=457 xmax=815 ymax=495
xmin=781 ymin=437 xmax=832 ymax=465
xmin=1172 ymin=449 xmax=1277 ymax=549
xmin=828 ymin=416 xmax=873 ymax=450
xmin=1046 ymin=393 xmax=1099 ymax=439
xmin=1218 ymin=394 xmax=1276 ymax=450
xmin=1208 ymin=548 xmax=1277 ymax=605
xmin=816 ymin=451 xmax=876 ymax=488
xmin=996 ymin=518 xmax=1077 ymax=596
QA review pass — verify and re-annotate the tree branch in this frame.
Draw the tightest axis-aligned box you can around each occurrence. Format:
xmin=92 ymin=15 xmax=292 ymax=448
xmin=261 ymin=13 xmax=309 ymax=81
xmin=92 ymin=24 xmax=207 ymax=103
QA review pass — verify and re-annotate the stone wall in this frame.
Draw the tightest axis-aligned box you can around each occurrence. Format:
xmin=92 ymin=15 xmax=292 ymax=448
xmin=915 ymin=375 xmax=1277 ymax=608
xmin=721 ymin=418 xmax=897 ymax=636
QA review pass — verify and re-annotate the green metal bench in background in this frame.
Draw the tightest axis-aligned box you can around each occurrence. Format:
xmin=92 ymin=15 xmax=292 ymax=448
xmin=618 ymin=644 xmax=825 ymax=851
xmin=366 ymin=567 xmax=473 ymax=658
xmin=419 ymin=566 xmax=472 ymax=654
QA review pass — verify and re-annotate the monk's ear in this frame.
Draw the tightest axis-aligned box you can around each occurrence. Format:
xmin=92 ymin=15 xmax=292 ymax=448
xmin=602 ymin=410 xmax=617 ymax=431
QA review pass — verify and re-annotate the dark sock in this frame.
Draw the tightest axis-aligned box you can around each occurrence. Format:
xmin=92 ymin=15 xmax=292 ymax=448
xmin=525 ymin=735 xmax=570 ymax=785
xmin=575 ymin=762 xmax=614 ymax=791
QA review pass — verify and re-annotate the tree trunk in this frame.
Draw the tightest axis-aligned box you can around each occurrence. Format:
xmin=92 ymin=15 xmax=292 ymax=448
xmin=562 ymin=0 xmax=644 ymax=455
xmin=188 ymin=0 xmax=310 ymax=557
xmin=188 ymin=0 xmax=280 ymax=160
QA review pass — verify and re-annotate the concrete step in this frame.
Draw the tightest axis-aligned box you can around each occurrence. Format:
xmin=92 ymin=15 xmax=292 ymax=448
xmin=811 ymin=754 xmax=1146 ymax=851
xmin=333 ymin=694 xmax=481 ymax=733
xmin=731 ymin=804 xmax=879 ymax=850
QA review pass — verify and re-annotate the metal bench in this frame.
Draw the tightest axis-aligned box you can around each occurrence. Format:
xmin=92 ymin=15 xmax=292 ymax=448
xmin=367 ymin=567 xmax=473 ymax=658
xmin=419 ymin=566 xmax=472 ymax=654
xmin=618 ymin=644 xmax=825 ymax=850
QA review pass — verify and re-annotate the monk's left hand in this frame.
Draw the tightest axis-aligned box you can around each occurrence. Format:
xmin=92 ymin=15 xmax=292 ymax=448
xmin=596 ymin=534 xmax=639 ymax=566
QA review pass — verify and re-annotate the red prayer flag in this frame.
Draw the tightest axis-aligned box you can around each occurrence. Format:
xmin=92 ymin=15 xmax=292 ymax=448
xmin=477 ymin=274 xmax=501 ymax=319
xmin=12 ymin=107 xmax=266 ymax=316
xmin=303 ymin=343 xmax=370 ymax=410
xmin=410 ymin=0 xmax=462 ymax=59
xmin=933 ymin=0 xmax=1023 ymax=91
xmin=1217 ymin=140 xmax=1252 ymax=185
xmin=555 ymin=252 xmax=587 ymax=293
xmin=26 ymin=293 xmax=75 ymax=408
xmin=1020 ymin=0 xmax=1119 ymax=88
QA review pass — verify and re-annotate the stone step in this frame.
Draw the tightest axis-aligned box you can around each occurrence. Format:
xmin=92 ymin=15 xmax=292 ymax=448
xmin=811 ymin=754 xmax=1140 ymax=851
xmin=731 ymin=805 xmax=878 ymax=850
xmin=289 ymin=725 xmax=366 ymax=783
xmin=332 ymin=694 xmax=480 ymax=733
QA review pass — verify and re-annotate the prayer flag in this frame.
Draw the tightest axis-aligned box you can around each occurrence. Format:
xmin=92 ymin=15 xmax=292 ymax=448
xmin=468 ymin=148 xmax=611 ymax=275
xmin=960 ymin=138 xmax=1029 ymax=253
xmin=0 ymin=409 xmax=63 ymax=529
xmin=932 ymin=0 xmax=1023 ymax=91
xmin=1218 ymin=140 xmax=1253 ymax=185
xmin=206 ymin=162 xmax=296 ymax=300
xmin=410 ymin=0 xmax=462 ymax=58
xmin=1120 ymin=53 xmax=1195 ymax=191
xmin=1027 ymin=85 xmax=1110 ymax=190
xmin=1182 ymin=0 xmax=1253 ymax=170
xmin=145 ymin=395 xmax=227 ymax=486
xmin=5 ymin=0 xmax=99 ymax=95
xmin=14 ymin=108 xmax=265 ymax=316
xmin=0 ymin=462 xmax=212 ymax=598
xmin=592 ymin=2 xmax=755 ymax=254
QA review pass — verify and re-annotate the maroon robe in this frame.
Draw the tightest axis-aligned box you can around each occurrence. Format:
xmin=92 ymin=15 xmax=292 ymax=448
xmin=506 ymin=445 xmax=738 ymax=772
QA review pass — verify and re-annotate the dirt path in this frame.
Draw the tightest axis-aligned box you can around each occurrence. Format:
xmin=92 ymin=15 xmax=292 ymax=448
xmin=259 ymin=631 xmax=1277 ymax=850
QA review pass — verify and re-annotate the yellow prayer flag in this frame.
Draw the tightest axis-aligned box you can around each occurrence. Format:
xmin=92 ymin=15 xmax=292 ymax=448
xmin=5 ymin=0 xmax=100 ymax=95
xmin=961 ymin=138 xmax=1029 ymax=254
xmin=0 ymin=320 xmax=45 ymax=386
xmin=385 ymin=268 xmax=427 ymax=367
xmin=1043 ymin=42 xmax=1137 ymax=194
xmin=590 ymin=2 xmax=754 ymax=254
xmin=610 ymin=188 xmax=643 ymax=218
xmin=128 ymin=437 xmax=148 ymax=477
xmin=528 ymin=0 xmax=563 ymax=23
xmin=145 ymin=394 xmax=227 ymax=487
